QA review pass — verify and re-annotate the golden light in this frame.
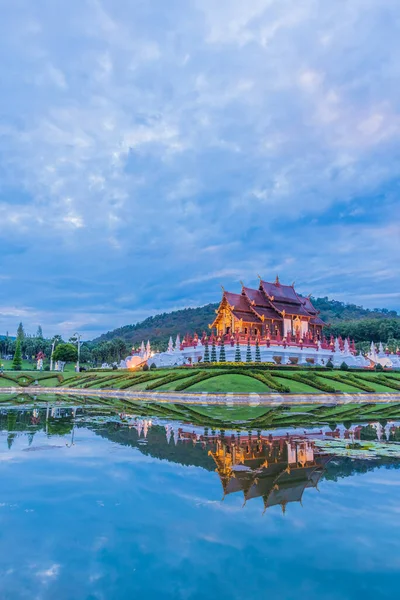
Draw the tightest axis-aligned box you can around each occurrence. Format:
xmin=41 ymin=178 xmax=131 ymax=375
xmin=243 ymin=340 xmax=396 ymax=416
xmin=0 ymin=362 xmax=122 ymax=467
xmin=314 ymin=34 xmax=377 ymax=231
xmin=126 ymin=356 xmax=145 ymax=370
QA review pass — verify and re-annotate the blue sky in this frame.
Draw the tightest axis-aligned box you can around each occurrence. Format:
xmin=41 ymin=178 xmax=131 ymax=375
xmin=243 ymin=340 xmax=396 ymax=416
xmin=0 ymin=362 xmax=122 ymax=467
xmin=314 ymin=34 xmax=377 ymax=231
xmin=0 ymin=0 xmax=399 ymax=339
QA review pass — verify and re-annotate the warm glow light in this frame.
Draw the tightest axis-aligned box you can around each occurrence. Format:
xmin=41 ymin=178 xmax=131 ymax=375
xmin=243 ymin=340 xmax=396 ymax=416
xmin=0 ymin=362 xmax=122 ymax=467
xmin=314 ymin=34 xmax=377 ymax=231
xmin=126 ymin=356 xmax=145 ymax=370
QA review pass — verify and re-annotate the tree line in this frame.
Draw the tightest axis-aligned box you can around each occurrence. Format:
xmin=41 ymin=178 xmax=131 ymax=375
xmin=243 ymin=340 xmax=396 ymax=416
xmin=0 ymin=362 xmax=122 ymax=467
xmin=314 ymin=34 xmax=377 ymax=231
xmin=1 ymin=322 xmax=131 ymax=369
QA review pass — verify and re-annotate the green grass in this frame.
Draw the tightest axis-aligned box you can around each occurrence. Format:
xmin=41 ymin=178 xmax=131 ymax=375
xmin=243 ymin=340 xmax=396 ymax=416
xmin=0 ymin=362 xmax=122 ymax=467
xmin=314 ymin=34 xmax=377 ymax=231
xmin=0 ymin=367 xmax=400 ymax=395
xmin=184 ymin=374 xmax=271 ymax=393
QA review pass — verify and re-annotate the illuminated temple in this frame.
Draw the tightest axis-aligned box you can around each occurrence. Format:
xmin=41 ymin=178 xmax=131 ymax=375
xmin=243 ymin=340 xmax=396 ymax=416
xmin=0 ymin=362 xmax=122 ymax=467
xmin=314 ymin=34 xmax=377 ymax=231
xmin=148 ymin=276 xmax=400 ymax=368
xmin=211 ymin=276 xmax=326 ymax=340
xmin=209 ymin=434 xmax=331 ymax=512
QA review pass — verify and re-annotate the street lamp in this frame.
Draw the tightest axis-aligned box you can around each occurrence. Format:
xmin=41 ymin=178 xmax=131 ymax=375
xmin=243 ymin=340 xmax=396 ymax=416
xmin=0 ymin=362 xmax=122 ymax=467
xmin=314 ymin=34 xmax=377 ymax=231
xmin=73 ymin=332 xmax=82 ymax=372
xmin=50 ymin=338 xmax=57 ymax=371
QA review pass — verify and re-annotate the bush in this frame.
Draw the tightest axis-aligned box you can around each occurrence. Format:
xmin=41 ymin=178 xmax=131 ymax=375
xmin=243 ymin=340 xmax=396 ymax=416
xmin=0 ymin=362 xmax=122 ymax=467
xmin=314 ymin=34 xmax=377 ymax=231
xmin=272 ymin=372 xmax=338 ymax=393
xmin=321 ymin=373 xmax=375 ymax=393
xmin=142 ymin=364 xmax=149 ymax=371
xmin=145 ymin=370 xmax=197 ymax=390
xmin=150 ymin=363 xmax=157 ymax=370
xmin=112 ymin=364 xmax=118 ymax=370
xmin=375 ymin=363 xmax=384 ymax=371
xmin=326 ymin=359 xmax=334 ymax=369
xmin=44 ymin=365 xmax=50 ymax=371
xmin=340 ymin=362 xmax=349 ymax=371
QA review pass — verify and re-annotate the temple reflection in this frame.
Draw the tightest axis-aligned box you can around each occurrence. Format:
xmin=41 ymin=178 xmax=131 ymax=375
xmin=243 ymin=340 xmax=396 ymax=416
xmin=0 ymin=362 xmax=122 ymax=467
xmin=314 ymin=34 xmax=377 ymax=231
xmin=2 ymin=405 xmax=400 ymax=514
xmin=208 ymin=434 xmax=330 ymax=513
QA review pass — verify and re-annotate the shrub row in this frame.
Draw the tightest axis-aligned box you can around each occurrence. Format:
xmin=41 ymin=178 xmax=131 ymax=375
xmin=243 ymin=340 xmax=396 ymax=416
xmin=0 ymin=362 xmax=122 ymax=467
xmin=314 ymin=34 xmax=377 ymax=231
xmin=173 ymin=370 xmax=231 ymax=391
xmin=174 ymin=369 xmax=291 ymax=392
xmin=253 ymin=371 xmax=290 ymax=393
xmin=356 ymin=374 xmax=400 ymax=391
xmin=145 ymin=371 xmax=203 ymax=390
xmin=271 ymin=372 xmax=338 ymax=393
xmin=318 ymin=373 xmax=375 ymax=393
xmin=117 ymin=373 xmax=164 ymax=389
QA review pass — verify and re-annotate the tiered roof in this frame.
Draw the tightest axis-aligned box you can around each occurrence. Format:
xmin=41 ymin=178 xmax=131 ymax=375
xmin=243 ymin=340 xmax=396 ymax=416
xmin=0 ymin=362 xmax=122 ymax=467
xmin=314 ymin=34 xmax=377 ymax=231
xmin=223 ymin=291 xmax=262 ymax=323
xmin=260 ymin=277 xmax=315 ymax=317
xmin=214 ymin=276 xmax=326 ymax=326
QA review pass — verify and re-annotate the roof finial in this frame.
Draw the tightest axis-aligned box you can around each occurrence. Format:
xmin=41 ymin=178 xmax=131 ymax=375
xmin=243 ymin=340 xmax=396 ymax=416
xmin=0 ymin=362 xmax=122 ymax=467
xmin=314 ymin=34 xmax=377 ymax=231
xmin=221 ymin=284 xmax=225 ymax=293
xmin=275 ymin=274 xmax=280 ymax=285
xmin=291 ymin=281 xmax=295 ymax=288
xmin=240 ymin=280 xmax=244 ymax=287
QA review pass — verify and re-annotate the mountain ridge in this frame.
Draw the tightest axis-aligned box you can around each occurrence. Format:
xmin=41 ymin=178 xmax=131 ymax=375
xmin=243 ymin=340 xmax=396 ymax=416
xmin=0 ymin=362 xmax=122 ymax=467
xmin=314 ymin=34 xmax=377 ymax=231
xmin=92 ymin=297 xmax=399 ymax=349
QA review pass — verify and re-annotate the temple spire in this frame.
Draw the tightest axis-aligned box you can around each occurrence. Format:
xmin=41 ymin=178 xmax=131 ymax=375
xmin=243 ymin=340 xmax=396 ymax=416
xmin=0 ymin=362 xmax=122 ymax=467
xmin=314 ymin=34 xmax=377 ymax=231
xmin=275 ymin=274 xmax=280 ymax=285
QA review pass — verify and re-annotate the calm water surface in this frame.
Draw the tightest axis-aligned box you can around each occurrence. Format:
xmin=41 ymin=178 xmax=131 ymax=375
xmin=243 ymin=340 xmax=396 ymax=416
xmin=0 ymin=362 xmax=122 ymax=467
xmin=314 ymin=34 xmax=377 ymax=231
xmin=1 ymin=403 xmax=400 ymax=600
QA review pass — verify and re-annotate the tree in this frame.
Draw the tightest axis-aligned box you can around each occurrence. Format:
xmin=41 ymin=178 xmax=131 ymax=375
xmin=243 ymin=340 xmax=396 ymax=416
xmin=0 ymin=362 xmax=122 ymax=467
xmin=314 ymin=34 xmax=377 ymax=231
xmin=203 ymin=339 xmax=210 ymax=363
xmin=53 ymin=343 xmax=78 ymax=364
xmin=210 ymin=339 xmax=217 ymax=362
xmin=255 ymin=339 xmax=261 ymax=362
xmin=246 ymin=338 xmax=252 ymax=363
xmin=219 ymin=339 xmax=226 ymax=362
xmin=234 ymin=341 xmax=241 ymax=362
xmin=12 ymin=338 xmax=22 ymax=370
xmin=17 ymin=322 xmax=25 ymax=341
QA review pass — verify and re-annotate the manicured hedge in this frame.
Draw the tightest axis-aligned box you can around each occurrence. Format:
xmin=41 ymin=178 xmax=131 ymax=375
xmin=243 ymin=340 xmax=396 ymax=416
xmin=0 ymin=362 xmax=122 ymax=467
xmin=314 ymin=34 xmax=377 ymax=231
xmin=145 ymin=371 xmax=203 ymax=390
xmin=174 ymin=369 xmax=290 ymax=392
xmin=271 ymin=372 xmax=338 ymax=393
xmin=253 ymin=371 xmax=290 ymax=393
xmin=318 ymin=373 xmax=375 ymax=393
xmin=356 ymin=374 xmax=400 ymax=391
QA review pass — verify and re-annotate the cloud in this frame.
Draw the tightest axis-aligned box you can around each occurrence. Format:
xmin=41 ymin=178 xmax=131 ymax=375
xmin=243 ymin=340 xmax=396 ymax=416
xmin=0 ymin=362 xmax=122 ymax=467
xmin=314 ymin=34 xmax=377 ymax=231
xmin=0 ymin=0 xmax=399 ymax=337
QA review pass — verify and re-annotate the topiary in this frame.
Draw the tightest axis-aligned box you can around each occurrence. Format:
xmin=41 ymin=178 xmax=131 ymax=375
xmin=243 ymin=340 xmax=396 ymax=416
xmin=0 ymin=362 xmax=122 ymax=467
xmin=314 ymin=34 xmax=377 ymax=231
xmin=219 ymin=339 xmax=226 ymax=362
xmin=340 ymin=361 xmax=349 ymax=371
xmin=326 ymin=359 xmax=334 ymax=369
xmin=234 ymin=341 xmax=241 ymax=362
xmin=375 ymin=363 xmax=384 ymax=371
xmin=150 ymin=363 xmax=157 ymax=370
xmin=142 ymin=364 xmax=149 ymax=371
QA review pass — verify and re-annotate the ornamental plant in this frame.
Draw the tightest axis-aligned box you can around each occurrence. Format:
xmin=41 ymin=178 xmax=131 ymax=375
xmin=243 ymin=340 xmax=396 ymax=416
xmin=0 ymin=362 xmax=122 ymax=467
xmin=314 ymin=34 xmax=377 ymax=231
xmin=12 ymin=339 xmax=22 ymax=371
xmin=255 ymin=339 xmax=261 ymax=362
xmin=234 ymin=341 xmax=241 ymax=362
xmin=246 ymin=339 xmax=252 ymax=363
xmin=210 ymin=339 xmax=217 ymax=362
xmin=219 ymin=339 xmax=226 ymax=362
xmin=203 ymin=340 xmax=210 ymax=363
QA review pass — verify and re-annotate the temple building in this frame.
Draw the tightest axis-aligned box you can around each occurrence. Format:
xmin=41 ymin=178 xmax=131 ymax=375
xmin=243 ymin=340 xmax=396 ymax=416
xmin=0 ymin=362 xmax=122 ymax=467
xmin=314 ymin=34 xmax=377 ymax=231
xmin=210 ymin=276 xmax=326 ymax=340
xmin=148 ymin=276 xmax=400 ymax=368
xmin=208 ymin=433 xmax=331 ymax=513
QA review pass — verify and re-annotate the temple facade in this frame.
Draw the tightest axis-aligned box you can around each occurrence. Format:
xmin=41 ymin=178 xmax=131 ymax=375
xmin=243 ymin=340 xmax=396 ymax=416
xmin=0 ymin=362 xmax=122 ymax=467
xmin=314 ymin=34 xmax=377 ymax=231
xmin=146 ymin=277 xmax=400 ymax=369
xmin=211 ymin=276 xmax=326 ymax=341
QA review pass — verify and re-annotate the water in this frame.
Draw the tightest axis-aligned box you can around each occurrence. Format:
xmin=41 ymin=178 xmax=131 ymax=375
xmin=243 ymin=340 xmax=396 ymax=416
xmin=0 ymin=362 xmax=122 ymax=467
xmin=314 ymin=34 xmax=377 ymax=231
xmin=1 ymin=400 xmax=400 ymax=599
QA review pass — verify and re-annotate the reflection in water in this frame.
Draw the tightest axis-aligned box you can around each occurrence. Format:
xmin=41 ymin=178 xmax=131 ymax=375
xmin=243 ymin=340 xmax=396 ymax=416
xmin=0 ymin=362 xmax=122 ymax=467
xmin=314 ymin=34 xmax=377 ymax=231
xmin=2 ymin=404 xmax=400 ymax=514
xmin=2 ymin=402 xmax=400 ymax=599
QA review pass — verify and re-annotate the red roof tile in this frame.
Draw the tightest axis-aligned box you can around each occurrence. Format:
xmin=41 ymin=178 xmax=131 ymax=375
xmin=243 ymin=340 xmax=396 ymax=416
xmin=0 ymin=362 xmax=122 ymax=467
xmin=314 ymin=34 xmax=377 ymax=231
xmin=252 ymin=306 xmax=283 ymax=321
xmin=260 ymin=280 xmax=301 ymax=305
xmin=242 ymin=287 xmax=269 ymax=307
xmin=269 ymin=300 xmax=312 ymax=317
xmin=232 ymin=310 xmax=262 ymax=323
xmin=224 ymin=291 xmax=251 ymax=312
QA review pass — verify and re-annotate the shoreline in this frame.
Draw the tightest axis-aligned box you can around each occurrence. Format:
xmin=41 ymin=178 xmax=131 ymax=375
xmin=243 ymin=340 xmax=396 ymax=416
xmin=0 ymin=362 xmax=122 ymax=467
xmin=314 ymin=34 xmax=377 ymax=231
xmin=1 ymin=386 xmax=400 ymax=406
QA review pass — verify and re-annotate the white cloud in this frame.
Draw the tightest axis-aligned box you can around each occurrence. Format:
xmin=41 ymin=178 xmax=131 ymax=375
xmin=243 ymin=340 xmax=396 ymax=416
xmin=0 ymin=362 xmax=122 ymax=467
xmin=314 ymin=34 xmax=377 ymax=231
xmin=0 ymin=0 xmax=399 ymax=336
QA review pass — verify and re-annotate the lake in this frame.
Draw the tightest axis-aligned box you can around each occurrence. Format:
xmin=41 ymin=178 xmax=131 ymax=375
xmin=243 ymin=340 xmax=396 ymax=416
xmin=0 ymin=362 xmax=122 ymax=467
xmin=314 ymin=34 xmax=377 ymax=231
xmin=1 ymin=398 xmax=400 ymax=600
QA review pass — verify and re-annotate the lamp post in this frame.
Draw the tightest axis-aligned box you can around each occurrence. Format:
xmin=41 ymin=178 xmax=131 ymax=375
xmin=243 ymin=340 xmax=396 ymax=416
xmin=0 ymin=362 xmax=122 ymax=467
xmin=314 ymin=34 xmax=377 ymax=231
xmin=73 ymin=332 xmax=82 ymax=372
xmin=50 ymin=338 xmax=57 ymax=371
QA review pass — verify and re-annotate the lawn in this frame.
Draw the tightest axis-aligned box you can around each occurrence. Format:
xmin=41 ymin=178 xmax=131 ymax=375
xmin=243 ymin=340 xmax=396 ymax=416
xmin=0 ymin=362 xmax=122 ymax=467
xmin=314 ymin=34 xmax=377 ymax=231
xmin=0 ymin=367 xmax=400 ymax=395
xmin=185 ymin=374 xmax=271 ymax=393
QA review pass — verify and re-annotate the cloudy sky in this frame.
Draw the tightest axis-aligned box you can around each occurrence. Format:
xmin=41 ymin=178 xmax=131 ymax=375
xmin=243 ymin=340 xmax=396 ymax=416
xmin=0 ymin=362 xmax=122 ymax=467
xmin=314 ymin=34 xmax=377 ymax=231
xmin=0 ymin=0 xmax=399 ymax=338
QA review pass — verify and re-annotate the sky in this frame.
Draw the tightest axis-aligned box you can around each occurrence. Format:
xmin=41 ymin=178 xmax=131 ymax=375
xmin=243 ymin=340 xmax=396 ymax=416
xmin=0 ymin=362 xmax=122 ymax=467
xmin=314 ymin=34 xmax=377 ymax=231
xmin=0 ymin=0 xmax=399 ymax=339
